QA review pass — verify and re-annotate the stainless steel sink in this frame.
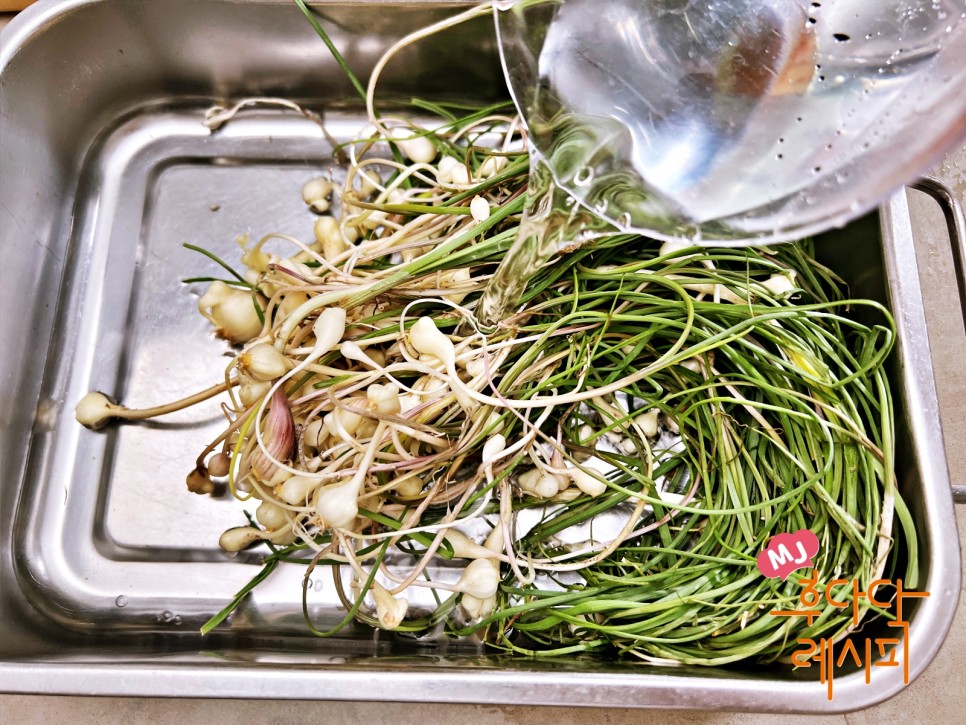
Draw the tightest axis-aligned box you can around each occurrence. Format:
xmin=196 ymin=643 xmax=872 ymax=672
xmin=0 ymin=0 xmax=961 ymax=712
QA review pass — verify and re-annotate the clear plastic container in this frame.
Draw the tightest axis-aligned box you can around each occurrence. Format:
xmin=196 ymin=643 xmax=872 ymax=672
xmin=495 ymin=0 xmax=966 ymax=244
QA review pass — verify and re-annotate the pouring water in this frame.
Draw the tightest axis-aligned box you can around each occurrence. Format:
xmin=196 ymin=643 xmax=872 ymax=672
xmin=480 ymin=0 xmax=966 ymax=324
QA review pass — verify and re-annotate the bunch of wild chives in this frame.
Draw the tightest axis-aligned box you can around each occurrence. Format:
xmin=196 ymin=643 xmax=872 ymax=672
xmin=74 ymin=1 xmax=914 ymax=664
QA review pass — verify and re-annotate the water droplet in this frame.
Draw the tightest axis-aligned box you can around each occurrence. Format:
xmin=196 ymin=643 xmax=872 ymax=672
xmin=776 ymin=153 xmax=784 ymax=160
xmin=159 ymin=610 xmax=176 ymax=623
xmin=572 ymin=166 xmax=595 ymax=187
xmin=818 ymin=75 xmax=826 ymax=82
xmin=813 ymin=166 xmax=822 ymax=174
xmin=833 ymin=33 xmax=851 ymax=43
xmin=115 ymin=595 xmax=128 ymax=608
xmin=807 ymin=17 xmax=817 ymax=26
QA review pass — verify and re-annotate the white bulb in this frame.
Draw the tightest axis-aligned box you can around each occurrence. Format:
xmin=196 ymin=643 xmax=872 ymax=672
xmin=462 ymin=593 xmax=496 ymax=619
xmin=255 ymin=501 xmax=288 ymax=531
xmin=367 ymin=383 xmax=401 ymax=415
xmin=455 ymin=559 xmax=500 ymax=599
xmin=277 ymin=475 xmax=319 ymax=506
xmin=371 ymin=582 xmax=409 ymax=629
xmin=444 ymin=530 xmax=494 ymax=560
xmin=199 ymin=285 xmax=263 ymax=344
xmin=660 ymin=239 xmax=697 ymax=257
xmin=74 ymin=391 xmax=118 ymax=429
xmin=762 ymin=272 xmax=797 ymax=298
xmin=570 ymin=467 xmax=608 ymax=497
xmin=312 ymin=307 xmax=347 ymax=354
xmin=303 ymin=419 xmax=325 ymax=450
xmin=482 ymin=433 xmax=507 ymax=462
xmin=316 ymin=481 xmax=359 ymax=528
xmin=470 ymin=195 xmax=490 ymax=222
xmin=239 ymin=343 xmax=290 ymax=382
xmin=239 ymin=380 xmax=271 ymax=407
xmin=219 ymin=526 xmax=266 ymax=552
xmin=437 ymin=156 xmax=460 ymax=184
xmin=517 ymin=468 xmax=565 ymax=498
xmin=409 ymin=316 xmax=455 ymax=366
xmin=389 ymin=126 xmax=437 ymax=165
xmin=302 ymin=177 xmax=333 ymax=206
xmin=635 ymin=409 xmax=660 ymax=437
xmin=478 ymin=156 xmax=507 ymax=179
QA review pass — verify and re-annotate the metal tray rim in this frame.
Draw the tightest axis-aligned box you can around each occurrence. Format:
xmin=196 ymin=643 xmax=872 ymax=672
xmin=0 ymin=0 xmax=961 ymax=713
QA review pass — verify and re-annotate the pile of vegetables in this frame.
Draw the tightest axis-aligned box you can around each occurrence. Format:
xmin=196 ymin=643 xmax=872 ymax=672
xmin=75 ymin=1 xmax=914 ymax=665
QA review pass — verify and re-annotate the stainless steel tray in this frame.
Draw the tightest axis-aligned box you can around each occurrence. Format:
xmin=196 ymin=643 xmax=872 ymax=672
xmin=0 ymin=0 xmax=961 ymax=712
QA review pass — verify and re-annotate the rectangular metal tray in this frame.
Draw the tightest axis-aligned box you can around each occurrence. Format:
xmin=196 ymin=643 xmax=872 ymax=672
xmin=0 ymin=0 xmax=961 ymax=712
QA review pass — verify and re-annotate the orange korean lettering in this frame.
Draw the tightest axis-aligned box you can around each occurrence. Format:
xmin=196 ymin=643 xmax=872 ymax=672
xmin=874 ymin=637 xmax=901 ymax=667
xmin=822 ymin=638 xmax=835 ymax=701
xmin=866 ymin=578 xmax=892 ymax=608
xmin=892 ymin=579 xmax=930 ymax=625
xmin=863 ymin=638 xmax=872 ymax=683
xmin=770 ymin=608 xmax=821 ymax=625
xmin=850 ymin=579 xmax=868 ymax=627
xmin=886 ymin=620 xmax=912 ymax=683
xmin=825 ymin=578 xmax=850 ymax=607
xmin=835 ymin=639 xmax=863 ymax=669
xmin=799 ymin=569 xmax=822 ymax=608
xmin=792 ymin=638 xmax=817 ymax=667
